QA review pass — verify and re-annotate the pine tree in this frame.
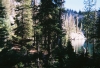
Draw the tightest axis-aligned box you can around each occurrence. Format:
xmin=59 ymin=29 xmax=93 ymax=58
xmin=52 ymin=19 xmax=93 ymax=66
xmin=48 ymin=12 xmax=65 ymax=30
xmin=34 ymin=0 xmax=64 ymax=67
xmin=14 ymin=0 xmax=33 ymax=44
xmin=96 ymin=10 xmax=100 ymax=38
xmin=1 ymin=0 xmax=14 ymax=39
xmin=83 ymin=0 xmax=97 ymax=54
xmin=95 ymin=10 xmax=100 ymax=54
xmin=0 ymin=1 xmax=9 ymax=48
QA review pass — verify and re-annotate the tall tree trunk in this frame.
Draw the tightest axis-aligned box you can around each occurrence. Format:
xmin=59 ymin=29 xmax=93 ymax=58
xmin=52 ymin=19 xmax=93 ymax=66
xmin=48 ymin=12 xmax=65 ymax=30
xmin=58 ymin=7 xmax=63 ymax=68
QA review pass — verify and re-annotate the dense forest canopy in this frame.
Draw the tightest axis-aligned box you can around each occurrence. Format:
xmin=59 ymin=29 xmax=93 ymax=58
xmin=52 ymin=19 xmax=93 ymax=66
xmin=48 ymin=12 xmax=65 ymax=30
xmin=0 ymin=0 xmax=100 ymax=68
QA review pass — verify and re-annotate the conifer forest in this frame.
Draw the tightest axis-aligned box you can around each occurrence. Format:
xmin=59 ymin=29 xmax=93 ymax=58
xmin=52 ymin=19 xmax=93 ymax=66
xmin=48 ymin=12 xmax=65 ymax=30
xmin=0 ymin=0 xmax=100 ymax=68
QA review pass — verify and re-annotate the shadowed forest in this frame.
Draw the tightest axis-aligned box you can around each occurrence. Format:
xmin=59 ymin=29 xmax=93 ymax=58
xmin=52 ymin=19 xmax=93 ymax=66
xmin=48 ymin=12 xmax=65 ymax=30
xmin=0 ymin=0 xmax=100 ymax=68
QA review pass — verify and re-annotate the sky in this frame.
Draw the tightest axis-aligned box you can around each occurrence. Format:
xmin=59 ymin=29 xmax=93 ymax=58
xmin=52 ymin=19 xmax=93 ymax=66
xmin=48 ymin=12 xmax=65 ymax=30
xmin=64 ymin=0 xmax=100 ymax=12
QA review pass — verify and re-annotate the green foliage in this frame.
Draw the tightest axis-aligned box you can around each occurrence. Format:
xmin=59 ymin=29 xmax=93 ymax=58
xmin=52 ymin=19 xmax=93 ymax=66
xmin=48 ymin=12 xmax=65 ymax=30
xmin=17 ymin=62 xmax=24 ymax=67
xmin=35 ymin=0 xmax=60 ymax=46
xmin=0 ymin=0 xmax=100 ymax=68
xmin=96 ymin=12 xmax=100 ymax=38
xmin=83 ymin=0 xmax=96 ymax=42
xmin=95 ymin=10 xmax=100 ymax=55
xmin=14 ymin=0 xmax=33 ymax=39
xmin=0 ymin=27 xmax=8 ymax=47
xmin=66 ymin=40 xmax=75 ymax=59
xmin=0 ymin=3 xmax=9 ymax=48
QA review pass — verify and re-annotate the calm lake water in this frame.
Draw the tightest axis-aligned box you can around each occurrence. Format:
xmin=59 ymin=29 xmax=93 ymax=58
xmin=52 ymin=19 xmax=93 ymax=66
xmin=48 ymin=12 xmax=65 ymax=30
xmin=71 ymin=39 xmax=93 ymax=55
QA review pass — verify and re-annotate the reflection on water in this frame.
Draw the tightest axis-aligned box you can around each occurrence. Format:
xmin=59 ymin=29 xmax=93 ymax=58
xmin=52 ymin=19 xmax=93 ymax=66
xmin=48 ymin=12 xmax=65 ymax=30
xmin=68 ymin=32 xmax=93 ymax=55
xmin=71 ymin=39 xmax=86 ymax=53
xmin=84 ymin=42 xmax=93 ymax=56
xmin=70 ymin=32 xmax=86 ymax=54
xmin=71 ymin=39 xmax=93 ymax=55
